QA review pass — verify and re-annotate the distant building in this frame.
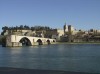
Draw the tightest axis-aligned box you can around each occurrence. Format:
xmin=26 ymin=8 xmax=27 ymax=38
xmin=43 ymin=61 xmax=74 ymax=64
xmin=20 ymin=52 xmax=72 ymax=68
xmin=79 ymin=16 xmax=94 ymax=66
xmin=63 ymin=23 xmax=68 ymax=34
xmin=62 ymin=24 xmax=76 ymax=42
xmin=1 ymin=23 xmax=100 ymax=42
xmin=52 ymin=29 xmax=64 ymax=41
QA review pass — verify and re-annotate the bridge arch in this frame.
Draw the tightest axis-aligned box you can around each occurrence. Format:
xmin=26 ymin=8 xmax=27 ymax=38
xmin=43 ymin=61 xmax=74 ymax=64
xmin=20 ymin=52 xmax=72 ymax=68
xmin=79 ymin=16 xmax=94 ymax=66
xmin=47 ymin=40 xmax=51 ymax=45
xmin=19 ymin=37 xmax=32 ymax=46
xmin=53 ymin=40 xmax=56 ymax=42
xmin=37 ymin=39 xmax=43 ymax=45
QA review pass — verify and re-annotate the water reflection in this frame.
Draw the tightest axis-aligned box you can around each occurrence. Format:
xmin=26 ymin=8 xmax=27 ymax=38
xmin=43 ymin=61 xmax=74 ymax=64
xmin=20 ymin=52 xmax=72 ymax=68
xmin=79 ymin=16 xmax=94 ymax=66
xmin=0 ymin=44 xmax=100 ymax=73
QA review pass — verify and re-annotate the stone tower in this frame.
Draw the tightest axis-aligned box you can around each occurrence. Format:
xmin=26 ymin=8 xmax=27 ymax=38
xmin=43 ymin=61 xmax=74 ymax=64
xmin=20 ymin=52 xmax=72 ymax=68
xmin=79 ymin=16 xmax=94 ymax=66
xmin=63 ymin=22 xmax=68 ymax=35
xmin=68 ymin=25 xmax=74 ymax=42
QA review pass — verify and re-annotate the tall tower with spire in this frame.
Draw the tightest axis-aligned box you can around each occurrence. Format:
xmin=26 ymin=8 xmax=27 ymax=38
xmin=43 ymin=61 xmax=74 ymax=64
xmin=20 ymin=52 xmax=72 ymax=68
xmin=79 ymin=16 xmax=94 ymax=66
xmin=63 ymin=22 xmax=68 ymax=35
xmin=63 ymin=22 xmax=75 ymax=42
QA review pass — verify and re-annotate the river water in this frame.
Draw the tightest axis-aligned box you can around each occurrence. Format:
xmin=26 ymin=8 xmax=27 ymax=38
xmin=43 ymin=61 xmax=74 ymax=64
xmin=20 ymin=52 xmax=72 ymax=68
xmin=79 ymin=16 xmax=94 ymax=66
xmin=0 ymin=44 xmax=100 ymax=73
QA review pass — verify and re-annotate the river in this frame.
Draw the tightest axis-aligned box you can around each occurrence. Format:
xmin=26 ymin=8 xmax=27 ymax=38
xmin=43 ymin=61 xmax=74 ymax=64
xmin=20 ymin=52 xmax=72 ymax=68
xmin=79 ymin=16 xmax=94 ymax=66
xmin=0 ymin=44 xmax=100 ymax=73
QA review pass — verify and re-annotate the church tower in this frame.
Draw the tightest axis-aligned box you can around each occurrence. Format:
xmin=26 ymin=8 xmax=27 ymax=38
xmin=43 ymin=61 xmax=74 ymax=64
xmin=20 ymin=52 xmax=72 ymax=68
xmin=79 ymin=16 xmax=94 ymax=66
xmin=63 ymin=22 xmax=68 ymax=35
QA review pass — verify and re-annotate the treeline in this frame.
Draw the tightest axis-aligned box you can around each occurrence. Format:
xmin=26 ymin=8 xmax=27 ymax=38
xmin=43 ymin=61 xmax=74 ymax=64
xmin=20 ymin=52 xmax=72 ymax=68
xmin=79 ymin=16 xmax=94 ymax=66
xmin=2 ymin=25 xmax=54 ymax=31
xmin=1 ymin=25 xmax=55 ymax=35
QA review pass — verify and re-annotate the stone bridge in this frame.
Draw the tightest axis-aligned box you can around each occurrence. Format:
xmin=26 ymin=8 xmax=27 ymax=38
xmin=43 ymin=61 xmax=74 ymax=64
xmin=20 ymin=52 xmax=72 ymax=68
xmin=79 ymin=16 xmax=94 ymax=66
xmin=6 ymin=35 xmax=56 ymax=47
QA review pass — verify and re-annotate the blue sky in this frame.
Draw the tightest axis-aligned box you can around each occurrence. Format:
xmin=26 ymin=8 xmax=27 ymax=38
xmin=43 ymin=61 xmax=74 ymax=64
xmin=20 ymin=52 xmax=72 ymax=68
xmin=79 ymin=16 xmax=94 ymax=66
xmin=0 ymin=0 xmax=100 ymax=32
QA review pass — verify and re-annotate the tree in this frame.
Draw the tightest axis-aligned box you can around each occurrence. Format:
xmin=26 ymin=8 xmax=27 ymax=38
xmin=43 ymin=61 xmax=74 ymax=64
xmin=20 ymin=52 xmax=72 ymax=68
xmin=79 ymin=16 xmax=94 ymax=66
xmin=2 ymin=26 xmax=8 ymax=30
xmin=31 ymin=27 xmax=35 ymax=31
xmin=24 ymin=25 xmax=30 ymax=30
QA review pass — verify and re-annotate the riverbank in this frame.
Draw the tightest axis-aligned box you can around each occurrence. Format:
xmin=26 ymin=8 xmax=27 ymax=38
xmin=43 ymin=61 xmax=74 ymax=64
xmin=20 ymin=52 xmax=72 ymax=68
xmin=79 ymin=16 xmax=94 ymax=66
xmin=0 ymin=67 xmax=99 ymax=74
xmin=56 ymin=42 xmax=100 ymax=44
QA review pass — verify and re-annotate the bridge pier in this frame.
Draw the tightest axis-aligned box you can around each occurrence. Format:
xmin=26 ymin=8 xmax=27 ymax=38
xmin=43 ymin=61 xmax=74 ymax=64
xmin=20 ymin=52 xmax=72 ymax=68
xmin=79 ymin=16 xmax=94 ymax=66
xmin=32 ymin=42 xmax=38 ymax=45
